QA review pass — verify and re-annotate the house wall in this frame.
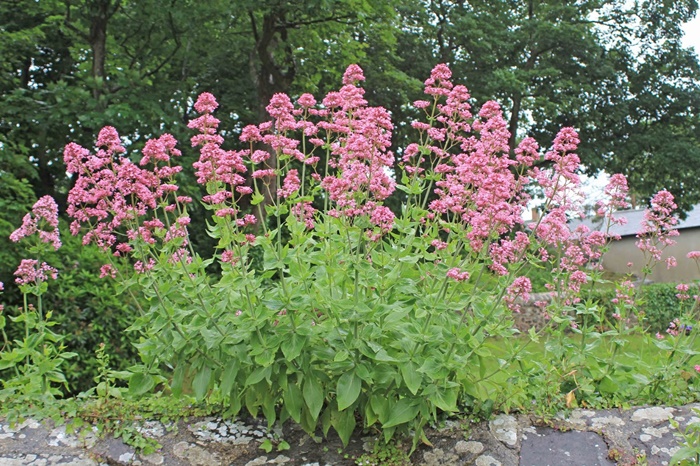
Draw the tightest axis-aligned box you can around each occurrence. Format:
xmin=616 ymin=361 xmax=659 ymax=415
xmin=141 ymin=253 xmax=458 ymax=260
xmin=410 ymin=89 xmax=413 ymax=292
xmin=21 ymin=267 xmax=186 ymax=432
xmin=601 ymin=227 xmax=700 ymax=283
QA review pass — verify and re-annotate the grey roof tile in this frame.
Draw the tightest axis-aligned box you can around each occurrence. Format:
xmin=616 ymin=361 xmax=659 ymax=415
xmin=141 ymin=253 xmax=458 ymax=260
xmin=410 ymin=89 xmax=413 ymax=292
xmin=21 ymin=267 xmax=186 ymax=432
xmin=569 ymin=204 xmax=700 ymax=238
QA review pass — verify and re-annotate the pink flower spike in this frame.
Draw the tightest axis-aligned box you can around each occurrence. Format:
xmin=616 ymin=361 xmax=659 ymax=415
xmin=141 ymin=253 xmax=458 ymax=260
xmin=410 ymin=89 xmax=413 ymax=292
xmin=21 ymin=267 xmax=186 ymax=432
xmin=342 ymin=64 xmax=365 ymax=85
xmin=96 ymin=126 xmax=125 ymax=153
xmin=194 ymin=92 xmax=219 ymax=114
xmin=297 ymin=93 xmax=316 ymax=108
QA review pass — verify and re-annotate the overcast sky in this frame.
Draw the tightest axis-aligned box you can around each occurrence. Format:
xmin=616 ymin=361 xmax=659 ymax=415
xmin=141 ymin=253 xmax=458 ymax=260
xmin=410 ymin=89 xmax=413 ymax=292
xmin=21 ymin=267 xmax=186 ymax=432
xmin=683 ymin=14 xmax=700 ymax=56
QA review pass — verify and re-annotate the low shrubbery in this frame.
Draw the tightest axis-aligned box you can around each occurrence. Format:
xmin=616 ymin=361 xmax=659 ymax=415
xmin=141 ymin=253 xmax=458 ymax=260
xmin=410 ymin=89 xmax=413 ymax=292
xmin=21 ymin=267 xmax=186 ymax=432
xmin=1 ymin=64 xmax=699 ymax=452
xmin=583 ymin=283 xmax=698 ymax=335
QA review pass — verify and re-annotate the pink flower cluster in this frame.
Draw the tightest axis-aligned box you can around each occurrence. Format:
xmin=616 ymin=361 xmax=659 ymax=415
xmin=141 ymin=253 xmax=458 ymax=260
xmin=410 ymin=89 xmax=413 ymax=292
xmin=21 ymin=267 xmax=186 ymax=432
xmin=405 ymin=65 xmax=529 ymax=254
xmin=189 ymin=93 xmax=247 ymax=194
xmin=446 ymin=267 xmax=470 ymax=282
xmin=596 ymin=174 xmax=630 ymax=238
xmin=14 ymin=259 xmax=58 ymax=285
xmin=611 ymin=280 xmax=635 ymax=306
xmin=318 ymin=67 xmax=396 ymax=233
xmin=504 ymin=276 xmax=532 ymax=313
xmin=636 ymin=190 xmax=679 ymax=263
xmin=65 ymin=126 xmax=191 ymax=273
xmin=10 ymin=196 xmax=61 ymax=250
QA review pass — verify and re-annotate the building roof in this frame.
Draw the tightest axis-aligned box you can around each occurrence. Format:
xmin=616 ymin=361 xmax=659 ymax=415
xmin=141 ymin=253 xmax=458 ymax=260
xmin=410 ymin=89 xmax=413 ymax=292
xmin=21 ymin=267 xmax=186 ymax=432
xmin=569 ymin=204 xmax=700 ymax=238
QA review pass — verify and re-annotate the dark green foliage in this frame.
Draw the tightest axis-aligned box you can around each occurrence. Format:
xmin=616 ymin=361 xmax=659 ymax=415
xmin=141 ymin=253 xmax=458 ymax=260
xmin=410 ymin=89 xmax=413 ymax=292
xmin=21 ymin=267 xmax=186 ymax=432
xmin=0 ymin=175 xmax=35 ymax=295
xmin=43 ymin=232 xmax=142 ymax=395
xmin=583 ymin=283 xmax=690 ymax=334
xmin=637 ymin=283 xmax=689 ymax=335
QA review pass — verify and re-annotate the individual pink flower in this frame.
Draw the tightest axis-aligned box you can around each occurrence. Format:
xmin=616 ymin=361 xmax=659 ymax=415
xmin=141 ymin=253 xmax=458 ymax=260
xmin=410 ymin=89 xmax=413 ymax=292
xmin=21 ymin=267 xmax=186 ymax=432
xmin=424 ymin=63 xmax=453 ymax=96
xmin=636 ymin=190 xmax=679 ymax=264
xmin=666 ymin=256 xmax=678 ymax=269
xmin=369 ymin=205 xmax=395 ymax=233
xmin=695 ymin=365 xmax=700 ymax=373
xmin=133 ymin=258 xmax=156 ymax=274
xmin=297 ymin=93 xmax=316 ymax=108
xmin=677 ymin=284 xmax=690 ymax=301
xmin=431 ymin=239 xmax=448 ymax=250
xmin=514 ymin=137 xmax=539 ymax=167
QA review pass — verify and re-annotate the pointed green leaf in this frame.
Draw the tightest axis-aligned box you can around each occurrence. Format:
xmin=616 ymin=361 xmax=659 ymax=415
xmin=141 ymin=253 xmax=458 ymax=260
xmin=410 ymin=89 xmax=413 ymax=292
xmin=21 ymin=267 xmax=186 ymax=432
xmin=192 ymin=366 xmax=212 ymax=400
xmin=284 ymin=383 xmax=303 ymax=423
xmin=171 ymin=364 xmax=185 ymax=397
xmin=428 ymin=386 xmax=458 ymax=412
xmin=303 ymin=377 xmax=324 ymax=422
xmin=336 ymin=371 xmax=361 ymax=411
xmin=400 ymin=362 xmax=422 ymax=395
xmin=245 ymin=366 xmax=272 ymax=386
xmin=129 ymin=373 xmax=155 ymax=396
xmin=383 ymin=398 xmax=420 ymax=428
xmin=281 ymin=333 xmax=306 ymax=361
xmin=332 ymin=407 xmax=356 ymax=447
xmin=220 ymin=360 xmax=239 ymax=396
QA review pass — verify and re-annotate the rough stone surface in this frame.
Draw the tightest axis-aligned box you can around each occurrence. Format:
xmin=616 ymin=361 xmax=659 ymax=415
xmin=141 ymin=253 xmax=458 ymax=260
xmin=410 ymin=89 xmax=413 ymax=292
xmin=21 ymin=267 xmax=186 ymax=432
xmin=519 ymin=428 xmax=614 ymax=466
xmin=0 ymin=404 xmax=699 ymax=465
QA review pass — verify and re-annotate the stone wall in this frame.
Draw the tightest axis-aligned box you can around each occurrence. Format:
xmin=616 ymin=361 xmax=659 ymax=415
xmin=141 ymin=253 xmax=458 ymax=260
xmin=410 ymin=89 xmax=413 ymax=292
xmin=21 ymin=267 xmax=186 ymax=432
xmin=512 ymin=292 xmax=553 ymax=333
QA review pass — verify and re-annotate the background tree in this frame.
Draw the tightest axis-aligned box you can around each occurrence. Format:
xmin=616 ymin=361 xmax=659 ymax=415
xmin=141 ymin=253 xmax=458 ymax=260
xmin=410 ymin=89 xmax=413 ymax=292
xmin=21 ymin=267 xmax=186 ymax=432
xmin=388 ymin=0 xmax=700 ymax=212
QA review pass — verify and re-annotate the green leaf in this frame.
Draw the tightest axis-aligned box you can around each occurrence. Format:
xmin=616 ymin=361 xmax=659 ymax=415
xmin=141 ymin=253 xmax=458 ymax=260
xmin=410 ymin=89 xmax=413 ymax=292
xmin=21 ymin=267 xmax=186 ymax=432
xmin=281 ymin=333 xmax=306 ymax=361
xmin=336 ymin=371 xmax=361 ymax=411
xmin=370 ymin=394 xmax=390 ymax=424
xmin=374 ymin=348 xmax=398 ymax=362
xmin=171 ymin=364 xmax=185 ymax=397
xmin=245 ymin=366 xmax=272 ymax=386
xmin=192 ymin=366 xmax=212 ymax=400
xmin=303 ymin=377 xmax=324 ymax=422
xmin=259 ymin=438 xmax=273 ymax=453
xmin=400 ymin=362 xmax=422 ymax=395
xmin=128 ymin=373 xmax=155 ymax=396
xmin=220 ymin=360 xmax=239 ymax=396
xmin=284 ymin=383 xmax=303 ymax=423
xmin=597 ymin=375 xmax=619 ymax=394
xmin=251 ymin=192 xmax=265 ymax=205
xmin=262 ymin=389 xmax=277 ymax=427
xmin=478 ymin=355 xmax=487 ymax=379
xmin=383 ymin=398 xmax=420 ymax=428
xmin=428 ymin=386 xmax=458 ymax=412
xmin=332 ymin=407 xmax=356 ymax=447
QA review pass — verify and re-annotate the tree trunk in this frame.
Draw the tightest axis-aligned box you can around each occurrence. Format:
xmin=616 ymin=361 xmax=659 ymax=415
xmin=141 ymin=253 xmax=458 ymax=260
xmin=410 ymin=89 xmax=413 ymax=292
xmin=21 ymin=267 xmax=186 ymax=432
xmin=247 ymin=10 xmax=296 ymax=221
xmin=88 ymin=0 xmax=110 ymax=101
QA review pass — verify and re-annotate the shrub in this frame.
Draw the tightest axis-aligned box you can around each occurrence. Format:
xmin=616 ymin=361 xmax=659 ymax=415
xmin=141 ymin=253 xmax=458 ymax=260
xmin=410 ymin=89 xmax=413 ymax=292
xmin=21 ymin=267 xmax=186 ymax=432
xmin=46 ymin=230 xmax=142 ymax=394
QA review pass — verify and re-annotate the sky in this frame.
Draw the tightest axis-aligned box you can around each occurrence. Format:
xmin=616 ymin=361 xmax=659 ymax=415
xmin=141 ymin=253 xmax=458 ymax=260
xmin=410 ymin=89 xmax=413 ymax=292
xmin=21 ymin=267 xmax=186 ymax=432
xmin=683 ymin=13 xmax=700 ymax=53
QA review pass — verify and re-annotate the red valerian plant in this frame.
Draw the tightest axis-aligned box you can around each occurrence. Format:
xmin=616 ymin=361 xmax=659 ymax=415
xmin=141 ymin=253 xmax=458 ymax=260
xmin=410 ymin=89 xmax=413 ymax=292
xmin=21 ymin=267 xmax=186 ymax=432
xmin=2 ymin=196 xmax=76 ymax=400
xmin=38 ymin=63 xmax=692 ymax=447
